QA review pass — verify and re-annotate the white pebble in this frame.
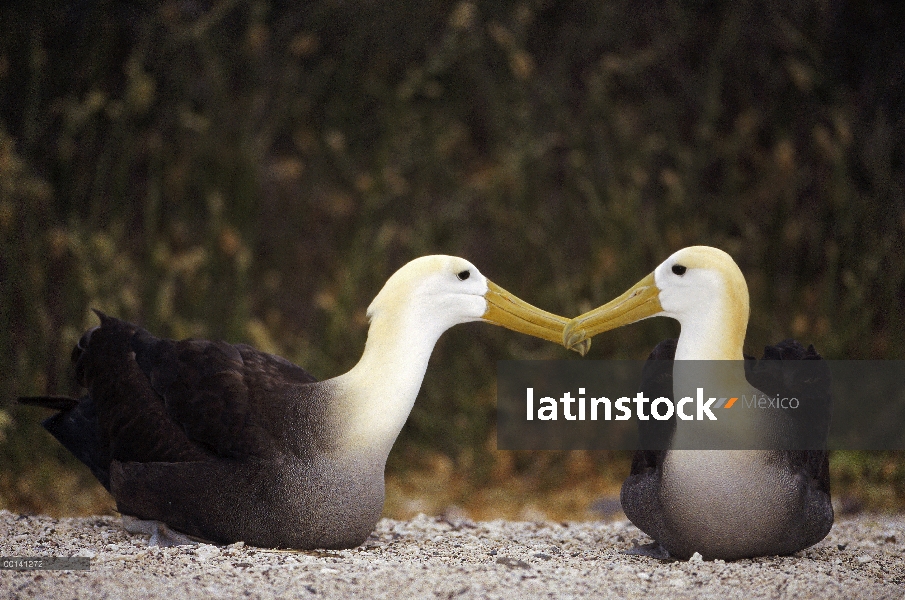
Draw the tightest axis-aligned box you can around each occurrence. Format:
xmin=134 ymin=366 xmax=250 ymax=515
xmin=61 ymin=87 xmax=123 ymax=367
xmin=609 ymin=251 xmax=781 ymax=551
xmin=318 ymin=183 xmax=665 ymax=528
xmin=194 ymin=545 xmax=221 ymax=561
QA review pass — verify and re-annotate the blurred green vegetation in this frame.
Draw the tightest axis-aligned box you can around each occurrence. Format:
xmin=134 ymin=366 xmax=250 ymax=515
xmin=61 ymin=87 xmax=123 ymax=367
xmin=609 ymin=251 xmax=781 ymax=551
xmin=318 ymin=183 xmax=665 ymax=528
xmin=0 ymin=0 xmax=903 ymax=518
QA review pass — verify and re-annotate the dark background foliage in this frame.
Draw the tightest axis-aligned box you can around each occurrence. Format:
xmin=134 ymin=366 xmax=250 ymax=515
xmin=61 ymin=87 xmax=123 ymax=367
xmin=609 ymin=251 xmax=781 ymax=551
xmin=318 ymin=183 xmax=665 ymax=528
xmin=1 ymin=0 xmax=903 ymax=518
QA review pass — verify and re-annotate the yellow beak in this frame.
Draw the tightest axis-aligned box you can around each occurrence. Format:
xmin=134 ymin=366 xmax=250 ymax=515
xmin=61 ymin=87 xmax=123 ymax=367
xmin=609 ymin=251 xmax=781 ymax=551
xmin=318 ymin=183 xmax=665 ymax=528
xmin=563 ymin=272 xmax=663 ymax=350
xmin=483 ymin=281 xmax=590 ymax=356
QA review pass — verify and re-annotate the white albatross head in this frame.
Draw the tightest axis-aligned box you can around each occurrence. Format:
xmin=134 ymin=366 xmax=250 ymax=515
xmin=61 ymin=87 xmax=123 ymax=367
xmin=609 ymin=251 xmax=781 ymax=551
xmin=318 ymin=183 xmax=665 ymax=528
xmin=366 ymin=255 xmax=589 ymax=353
xmin=564 ymin=246 xmax=749 ymax=360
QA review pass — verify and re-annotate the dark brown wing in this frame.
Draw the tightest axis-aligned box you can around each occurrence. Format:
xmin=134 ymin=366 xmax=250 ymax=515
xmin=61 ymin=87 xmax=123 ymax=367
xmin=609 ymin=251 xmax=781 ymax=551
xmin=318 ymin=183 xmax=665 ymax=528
xmin=624 ymin=338 xmax=677 ymax=480
xmin=22 ymin=311 xmax=322 ymax=490
xmin=746 ymin=339 xmax=832 ymax=495
xmin=126 ymin=313 xmax=319 ymax=459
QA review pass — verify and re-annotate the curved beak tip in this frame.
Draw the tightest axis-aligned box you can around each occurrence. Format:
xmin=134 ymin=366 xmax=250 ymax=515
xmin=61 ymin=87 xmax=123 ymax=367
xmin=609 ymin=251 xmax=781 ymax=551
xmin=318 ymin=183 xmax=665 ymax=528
xmin=572 ymin=338 xmax=591 ymax=357
xmin=563 ymin=325 xmax=589 ymax=353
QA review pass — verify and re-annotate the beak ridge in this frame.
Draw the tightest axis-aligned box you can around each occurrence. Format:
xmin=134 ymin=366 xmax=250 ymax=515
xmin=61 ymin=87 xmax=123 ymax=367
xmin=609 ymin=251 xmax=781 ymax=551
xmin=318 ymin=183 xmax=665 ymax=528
xmin=483 ymin=281 xmax=590 ymax=356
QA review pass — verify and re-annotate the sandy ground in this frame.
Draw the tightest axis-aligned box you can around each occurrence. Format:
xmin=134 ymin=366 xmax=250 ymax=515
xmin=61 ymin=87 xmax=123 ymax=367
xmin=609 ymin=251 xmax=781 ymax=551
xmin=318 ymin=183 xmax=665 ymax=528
xmin=0 ymin=509 xmax=903 ymax=599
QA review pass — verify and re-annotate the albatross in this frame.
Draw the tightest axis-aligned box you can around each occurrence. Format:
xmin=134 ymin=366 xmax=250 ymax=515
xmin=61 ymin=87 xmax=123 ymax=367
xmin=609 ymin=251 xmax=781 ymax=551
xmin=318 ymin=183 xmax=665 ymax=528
xmin=22 ymin=255 xmax=586 ymax=549
xmin=563 ymin=246 xmax=832 ymax=560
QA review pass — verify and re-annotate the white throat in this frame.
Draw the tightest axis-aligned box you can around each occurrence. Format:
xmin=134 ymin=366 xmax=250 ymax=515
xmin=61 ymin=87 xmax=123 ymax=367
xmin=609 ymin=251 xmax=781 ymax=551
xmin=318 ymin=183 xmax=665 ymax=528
xmin=328 ymin=310 xmax=447 ymax=462
xmin=672 ymin=295 xmax=746 ymax=362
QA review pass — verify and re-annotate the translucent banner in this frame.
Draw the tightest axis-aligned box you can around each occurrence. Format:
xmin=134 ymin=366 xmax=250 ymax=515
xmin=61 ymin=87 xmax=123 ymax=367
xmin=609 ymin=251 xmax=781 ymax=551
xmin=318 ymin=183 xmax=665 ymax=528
xmin=496 ymin=360 xmax=905 ymax=450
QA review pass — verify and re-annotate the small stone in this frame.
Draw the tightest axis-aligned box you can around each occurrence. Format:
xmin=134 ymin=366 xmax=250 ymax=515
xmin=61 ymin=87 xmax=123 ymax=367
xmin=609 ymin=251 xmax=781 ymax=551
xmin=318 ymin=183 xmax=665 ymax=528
xmin=688 ymin=552 xmax=704 ymax=563
xmin=533 ymin=553 xmax=552 ymax=560
xmin=496 ymin=557 xmax=530 ymax=569
xmin=194 ymin=545 xmax=221 ymax=561
xmin=637 ymin=572 xmax=651 ymax=580
xmin=856 ymin=555 xmax=872 ymax=564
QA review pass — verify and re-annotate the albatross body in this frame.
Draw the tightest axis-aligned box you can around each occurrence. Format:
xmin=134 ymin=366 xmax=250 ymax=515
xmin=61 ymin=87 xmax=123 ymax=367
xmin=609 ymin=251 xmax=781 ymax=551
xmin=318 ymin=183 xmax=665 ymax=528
xmin=564 ymin=246 xmax=832 ymax=560
xmin=23 ymin=255 xmax=583 ymax=549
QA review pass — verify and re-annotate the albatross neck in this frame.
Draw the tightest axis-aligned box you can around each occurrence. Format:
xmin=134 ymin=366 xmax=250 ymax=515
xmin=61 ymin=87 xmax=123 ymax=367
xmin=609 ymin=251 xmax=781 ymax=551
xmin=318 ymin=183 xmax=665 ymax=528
xmin=670 ymin=280 xmax=762 ymax=447
xmin=671 ymin=283 xmax=749 ymax=401
xmin=673 ymin=284 xmax=748 ymax=362
xmin=329 ymin=311 xmax=446 ymax=462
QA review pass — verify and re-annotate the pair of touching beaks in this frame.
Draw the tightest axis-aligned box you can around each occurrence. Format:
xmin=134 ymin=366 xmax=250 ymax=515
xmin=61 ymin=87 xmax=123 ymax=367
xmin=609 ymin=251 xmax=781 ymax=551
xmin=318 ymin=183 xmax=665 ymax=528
xmin=486 ymin=271 xmax=660 ymax=357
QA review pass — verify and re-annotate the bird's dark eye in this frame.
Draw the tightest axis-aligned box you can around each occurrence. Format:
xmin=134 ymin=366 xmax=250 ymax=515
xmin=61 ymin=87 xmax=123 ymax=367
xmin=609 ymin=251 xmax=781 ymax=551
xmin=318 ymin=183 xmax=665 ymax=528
xmin=456 ymin=270 xmax=471 ymax=281
xmin=672 ymin=264 xmax=687 ymax=276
